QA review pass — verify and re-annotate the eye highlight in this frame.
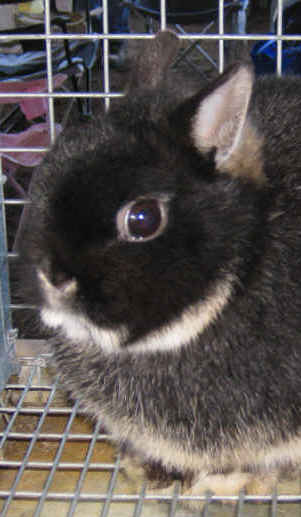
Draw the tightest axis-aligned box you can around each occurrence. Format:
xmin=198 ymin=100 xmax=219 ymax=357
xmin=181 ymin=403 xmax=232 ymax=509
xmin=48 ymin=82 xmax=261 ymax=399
xmin=117 ymin=197 xmax=168 ymax=242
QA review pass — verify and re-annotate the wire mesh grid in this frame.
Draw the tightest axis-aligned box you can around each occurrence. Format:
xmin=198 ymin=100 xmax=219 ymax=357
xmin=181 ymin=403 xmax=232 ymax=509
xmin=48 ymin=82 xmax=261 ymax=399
xmin=0 ymin=363 xmax=298 ymax=517
xmin=1 ymin=0 xmax=301 ymax=515
xmin=2 ymin=361 xmax=301 ymax=517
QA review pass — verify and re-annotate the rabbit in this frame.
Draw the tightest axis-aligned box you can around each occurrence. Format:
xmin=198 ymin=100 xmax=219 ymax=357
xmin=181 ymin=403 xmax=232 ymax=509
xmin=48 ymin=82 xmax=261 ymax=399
xmin=18 ymin=29 xmax=301 ymax=508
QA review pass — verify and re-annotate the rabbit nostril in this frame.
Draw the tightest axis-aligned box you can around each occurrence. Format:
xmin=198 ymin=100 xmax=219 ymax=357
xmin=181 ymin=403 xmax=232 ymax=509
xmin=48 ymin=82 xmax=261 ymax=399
xmin=52 ymin=269 xmax=70 ymax=289
xmin=38 ymin=269 xmax=77 ymax=300
xmin=50 ymin=261 xmax=75 ymax=291
xmin=55 ymin=275 xmax=77 ymax=295
xmin=39 ymin=257 xmax=75 ymax=292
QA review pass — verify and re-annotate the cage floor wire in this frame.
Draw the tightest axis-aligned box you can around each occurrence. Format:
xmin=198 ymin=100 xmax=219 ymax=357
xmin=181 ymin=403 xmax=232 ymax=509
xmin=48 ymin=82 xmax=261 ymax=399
xmin=1 ymin=344 xmax=301 ymax=517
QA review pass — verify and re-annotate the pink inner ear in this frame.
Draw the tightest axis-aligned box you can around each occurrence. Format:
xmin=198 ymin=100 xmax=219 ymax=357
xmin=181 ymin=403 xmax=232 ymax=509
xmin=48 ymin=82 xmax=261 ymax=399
xmin=191 ymin=65 xmax=254 ymax=166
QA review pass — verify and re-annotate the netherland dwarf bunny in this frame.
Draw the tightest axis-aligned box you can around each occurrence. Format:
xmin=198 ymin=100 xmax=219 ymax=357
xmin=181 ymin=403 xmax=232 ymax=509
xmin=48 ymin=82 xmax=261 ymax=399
xmin=18 ymin=30 xmax=301 ymax=507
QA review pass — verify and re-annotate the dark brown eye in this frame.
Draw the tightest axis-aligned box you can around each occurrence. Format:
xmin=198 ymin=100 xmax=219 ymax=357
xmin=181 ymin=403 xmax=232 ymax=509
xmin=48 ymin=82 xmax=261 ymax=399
xmin=127 ymin=199 xmax=162 ymax=239
xmin=117 ymin=197 xmax=168 ymax=242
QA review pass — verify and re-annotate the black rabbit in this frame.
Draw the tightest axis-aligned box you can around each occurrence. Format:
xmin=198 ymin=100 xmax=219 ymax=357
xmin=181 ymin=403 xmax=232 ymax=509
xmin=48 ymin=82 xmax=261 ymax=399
xmin=19 ymin=30 xmax=301 ymax=507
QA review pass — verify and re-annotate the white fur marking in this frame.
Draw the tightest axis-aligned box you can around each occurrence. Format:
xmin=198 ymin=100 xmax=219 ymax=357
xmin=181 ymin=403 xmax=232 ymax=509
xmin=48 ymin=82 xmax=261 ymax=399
xmin=41 ymin=307 xmax=126 ymax=353
xmin=127 ymin=276 xmax=234 ymax=353
xmin=38 ymin=268 xmax=234 ymax=355
xmin=102 ymin=409 xmax=301 ymax=479
xmin=38 ymin=269 xmax=127 ymax=353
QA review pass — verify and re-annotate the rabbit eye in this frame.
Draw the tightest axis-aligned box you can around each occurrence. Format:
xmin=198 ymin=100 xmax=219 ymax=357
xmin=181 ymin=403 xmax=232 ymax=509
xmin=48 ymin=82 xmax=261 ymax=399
xmin=128 ymin=199 xmax=162 ymax=239
xmin=117 ymin=197 xmax=168 ymax=242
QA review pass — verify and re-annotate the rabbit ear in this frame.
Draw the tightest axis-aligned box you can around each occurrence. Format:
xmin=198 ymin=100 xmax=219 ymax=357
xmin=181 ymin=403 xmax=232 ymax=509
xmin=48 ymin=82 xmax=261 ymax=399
xmin=191 ymin=64 xmax=265 ymax=184
xmin=128 ymin=30 xmax=181 ymax=91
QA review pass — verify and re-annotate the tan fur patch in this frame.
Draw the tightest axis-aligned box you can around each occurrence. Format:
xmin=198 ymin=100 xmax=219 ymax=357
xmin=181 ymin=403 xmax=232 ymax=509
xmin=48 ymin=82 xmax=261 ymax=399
xmin=219 ymin=123 xmax=265 ymax=185
xmin=127 ymin=274 xmax=235 ymax=353
xmin=98 ymin=410 xmax=301 ymax=488
xmin=245 ymin=474 xmax=278 ymax=496
xmin=120 ymin=439 xmax=280 ymax=512
xmin=184 ymin=471 xmax=251 ymax=497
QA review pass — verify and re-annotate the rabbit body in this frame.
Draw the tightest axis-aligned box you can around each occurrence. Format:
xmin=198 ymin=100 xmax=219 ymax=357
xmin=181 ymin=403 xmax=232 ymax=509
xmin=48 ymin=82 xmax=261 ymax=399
xmin=19 ymin=31 xmax=301 ymax=500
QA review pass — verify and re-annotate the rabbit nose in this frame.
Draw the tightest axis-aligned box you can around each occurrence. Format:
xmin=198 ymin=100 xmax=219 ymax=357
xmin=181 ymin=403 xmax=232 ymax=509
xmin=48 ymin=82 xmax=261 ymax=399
xmin=38 ymin=258 xmax=77 ymax=295
xmin=38 ymin=268 xmax=77 ymax=302
xmin=51 ymin=266 xmax=73 ymax=290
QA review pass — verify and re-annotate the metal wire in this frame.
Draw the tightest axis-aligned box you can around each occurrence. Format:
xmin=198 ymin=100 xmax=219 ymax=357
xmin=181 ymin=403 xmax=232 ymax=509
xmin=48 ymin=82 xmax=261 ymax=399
xmin=1 ymin=373 xmax=59 ymax=515
xmin=0 ymin=372 xmax=300 ymax=513
xmin=218 ymin=0 xmax=225 ymax=73
xmin=236 ymin=490 xmax=246 ymax=517
xmin=66 ymin=419 xmax=104 ymax=517
xmin=270 ymin=489 xmax=278 ymax=517
xmin=168 ymin=481 xmax=181 ymax=517
xmin=100 ymin=453 xmax=121 ymax=517
xmin=0 ymin=365 xmax=38 ymax=449
xmin=132 ymin=483 xmax=147 ymax=517
xmin=276 ymin=0 xmax=283 ymax=76
xmin=102 ymin=0 xmax=111 ymax=112
xmin=33 ymin=399 xmax=80 ymax=516
xmin=0 ymin=32 xmax=301 ymax=42
xmin=44 ymin=0 xmax=56 ymax=145
xmin=160 ymin=0 xmax=167 ymax=31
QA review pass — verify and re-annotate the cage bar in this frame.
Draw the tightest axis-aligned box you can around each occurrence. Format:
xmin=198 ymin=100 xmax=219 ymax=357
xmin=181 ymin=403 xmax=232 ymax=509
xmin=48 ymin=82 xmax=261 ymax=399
xmin=0 ymin=159 xmax=18 ymax=392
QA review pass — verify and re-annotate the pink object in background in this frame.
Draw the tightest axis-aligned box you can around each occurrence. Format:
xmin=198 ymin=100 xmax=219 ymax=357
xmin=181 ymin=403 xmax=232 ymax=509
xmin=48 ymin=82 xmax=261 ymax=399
xmin=0 ymin=122 xmax=62 ymax=168
xmin=0 ymin=73 xmax=67 ymax=120
xmin=0 ymin=73 xmax=67 ymax=193
xmin=0 ymin=122 xmax=63 ymax=197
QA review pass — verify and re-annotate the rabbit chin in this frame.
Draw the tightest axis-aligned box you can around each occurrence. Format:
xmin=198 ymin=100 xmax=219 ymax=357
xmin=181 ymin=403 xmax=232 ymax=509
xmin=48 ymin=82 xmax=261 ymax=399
xmin=39 ymin=273 xmax=235 ymax=355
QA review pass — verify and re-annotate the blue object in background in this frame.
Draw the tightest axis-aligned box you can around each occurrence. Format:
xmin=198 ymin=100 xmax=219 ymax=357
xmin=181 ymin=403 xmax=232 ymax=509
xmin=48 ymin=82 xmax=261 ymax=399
xmin=251 ymin=1 xmax=301 ymax=76
xmin=251 ymin=39 xmax=301 ymax=75
xmin=74 ymin=0 xmax=130 ymax=34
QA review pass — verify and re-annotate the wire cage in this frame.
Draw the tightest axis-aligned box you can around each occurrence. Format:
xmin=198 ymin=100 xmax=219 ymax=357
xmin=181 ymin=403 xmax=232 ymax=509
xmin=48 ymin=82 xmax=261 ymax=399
xmin=1 ymin=0 xmax=301 ymax=515
xmin=0 ymin=169 xmax=19 ymax=395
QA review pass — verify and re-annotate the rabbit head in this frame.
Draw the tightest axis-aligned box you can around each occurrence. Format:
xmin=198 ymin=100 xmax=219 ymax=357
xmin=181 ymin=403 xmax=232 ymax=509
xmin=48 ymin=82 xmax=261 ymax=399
xmin=20 ymin=31 xmax=266 ymax=355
